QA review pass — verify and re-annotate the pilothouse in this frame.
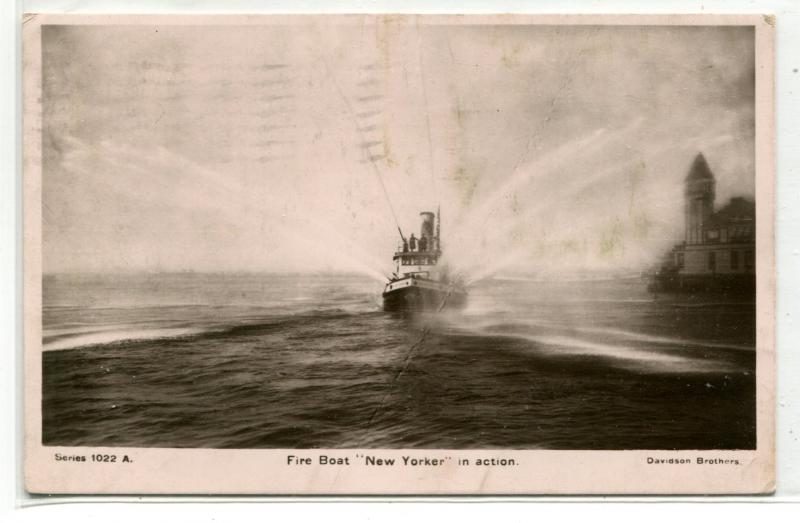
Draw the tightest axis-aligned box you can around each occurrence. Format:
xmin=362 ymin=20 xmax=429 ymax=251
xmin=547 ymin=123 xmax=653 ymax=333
xmin=382 ymin=210 xmax=467 ymax=311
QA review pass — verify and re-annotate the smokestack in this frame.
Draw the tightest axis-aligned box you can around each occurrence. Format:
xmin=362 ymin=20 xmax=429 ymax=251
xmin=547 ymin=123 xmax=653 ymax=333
xmin=434 ymin=207 xmax=441 ymax=251
xmin=420 ymin=211 xmax=434 ymax=240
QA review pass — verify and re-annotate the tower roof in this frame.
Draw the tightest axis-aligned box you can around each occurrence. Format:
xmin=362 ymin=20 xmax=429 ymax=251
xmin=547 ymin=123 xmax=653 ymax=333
xmin=685 ymin=153 xmax=715 ymax=182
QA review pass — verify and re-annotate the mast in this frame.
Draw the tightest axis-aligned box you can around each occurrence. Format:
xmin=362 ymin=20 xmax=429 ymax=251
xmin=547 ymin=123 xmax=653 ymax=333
xmin=317 ymin=57 xmax=406 ymax=244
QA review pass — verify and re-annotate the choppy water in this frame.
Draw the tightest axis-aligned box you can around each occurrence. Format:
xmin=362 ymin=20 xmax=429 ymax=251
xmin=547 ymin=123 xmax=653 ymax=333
xmin=42 ymin=273 xmax=756 ymax=449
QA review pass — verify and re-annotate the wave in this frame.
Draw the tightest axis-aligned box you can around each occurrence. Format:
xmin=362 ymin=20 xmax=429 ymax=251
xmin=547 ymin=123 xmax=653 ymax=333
xmin=449 ymin=317 xmax=753 ymax=353
xmin=41 ymin=306 xmax=377 ymax=351
xmin=44 ymin=323 xmax=138 ymax=338
xmin=451 ymin=323 xmax=741 ymax=372
xmin=573 ymin=326 xmax=754 ymax=351
xmin=43 ymin=327 xmax=211 ymax=351
xmin=530 ymin=334 xmax=690 ymax=365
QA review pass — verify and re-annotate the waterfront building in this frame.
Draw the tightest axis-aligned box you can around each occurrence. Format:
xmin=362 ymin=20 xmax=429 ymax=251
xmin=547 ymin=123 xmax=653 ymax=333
xmin=653 ymin=153 xmax=755 ymax=293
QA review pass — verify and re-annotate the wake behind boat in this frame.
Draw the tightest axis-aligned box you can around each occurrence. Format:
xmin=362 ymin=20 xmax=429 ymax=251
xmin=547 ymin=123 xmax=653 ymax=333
xmin=382 ymin=210 xmax=467 ymax=311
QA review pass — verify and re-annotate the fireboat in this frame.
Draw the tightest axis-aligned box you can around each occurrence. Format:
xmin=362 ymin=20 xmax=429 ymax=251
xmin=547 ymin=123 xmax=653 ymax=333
xmin=382 ymin=210 xmax=467 ymax=311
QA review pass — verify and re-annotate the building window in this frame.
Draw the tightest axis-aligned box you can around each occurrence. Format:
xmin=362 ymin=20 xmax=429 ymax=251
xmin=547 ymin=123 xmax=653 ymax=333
xmin=707 ymin=229 xmax=719 ymax=242
xmin=708 ymin=251 xmax=716 ymax=272
xmin=731 ymin=250 xmax=739 ymax=270
xmin=745 ymin=250 xmax=754 ymax=271
xmin=676 ymin=252 xmax=684 ymax=269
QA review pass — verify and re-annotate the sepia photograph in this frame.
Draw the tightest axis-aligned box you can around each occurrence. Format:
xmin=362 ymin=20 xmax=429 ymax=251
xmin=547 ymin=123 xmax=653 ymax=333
xmin=23 ymin=14 xmax=775 ymax=494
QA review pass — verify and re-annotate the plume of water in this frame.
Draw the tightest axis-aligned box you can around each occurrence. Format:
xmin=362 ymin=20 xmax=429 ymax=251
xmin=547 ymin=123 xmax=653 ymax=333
xmin=448 ymin=118 xmax=645 ymax=242
xmin=441 ymin=120 xmax=647 ymax=282
xmin=440 ymin=116 xmax=740 ymax=285
xmin=60 ymin=137 xmax=391 ymax=282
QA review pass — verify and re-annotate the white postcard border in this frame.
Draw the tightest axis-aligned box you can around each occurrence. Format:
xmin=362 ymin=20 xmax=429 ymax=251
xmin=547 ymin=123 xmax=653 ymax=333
xmin=22 ymin=13 xmax=775 ymax=496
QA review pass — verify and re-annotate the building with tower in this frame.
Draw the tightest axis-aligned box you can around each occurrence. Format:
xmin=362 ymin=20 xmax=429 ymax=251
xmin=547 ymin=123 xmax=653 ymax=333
xmin=650 ymin=153 xmax=755 ymax=293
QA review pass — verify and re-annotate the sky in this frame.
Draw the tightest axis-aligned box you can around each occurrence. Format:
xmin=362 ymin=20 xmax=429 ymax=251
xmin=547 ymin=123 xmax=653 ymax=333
xmin=41 ymin=19 xmax=755 ymax=279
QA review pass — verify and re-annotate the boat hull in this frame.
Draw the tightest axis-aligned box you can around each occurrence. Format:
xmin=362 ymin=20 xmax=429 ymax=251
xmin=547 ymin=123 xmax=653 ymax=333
xmin=382 ymin=277 xmax=467 ymax=312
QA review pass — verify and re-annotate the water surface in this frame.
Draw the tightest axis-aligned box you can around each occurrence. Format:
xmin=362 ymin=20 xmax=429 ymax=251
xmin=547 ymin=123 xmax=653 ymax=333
xmin=42 ymin=273 xmax=756 ymax=449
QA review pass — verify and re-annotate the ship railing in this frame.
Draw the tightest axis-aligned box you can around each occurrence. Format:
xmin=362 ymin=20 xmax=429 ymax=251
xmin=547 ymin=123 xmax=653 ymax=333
xmin=396 ymin=241 xmax=441 ymax=254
